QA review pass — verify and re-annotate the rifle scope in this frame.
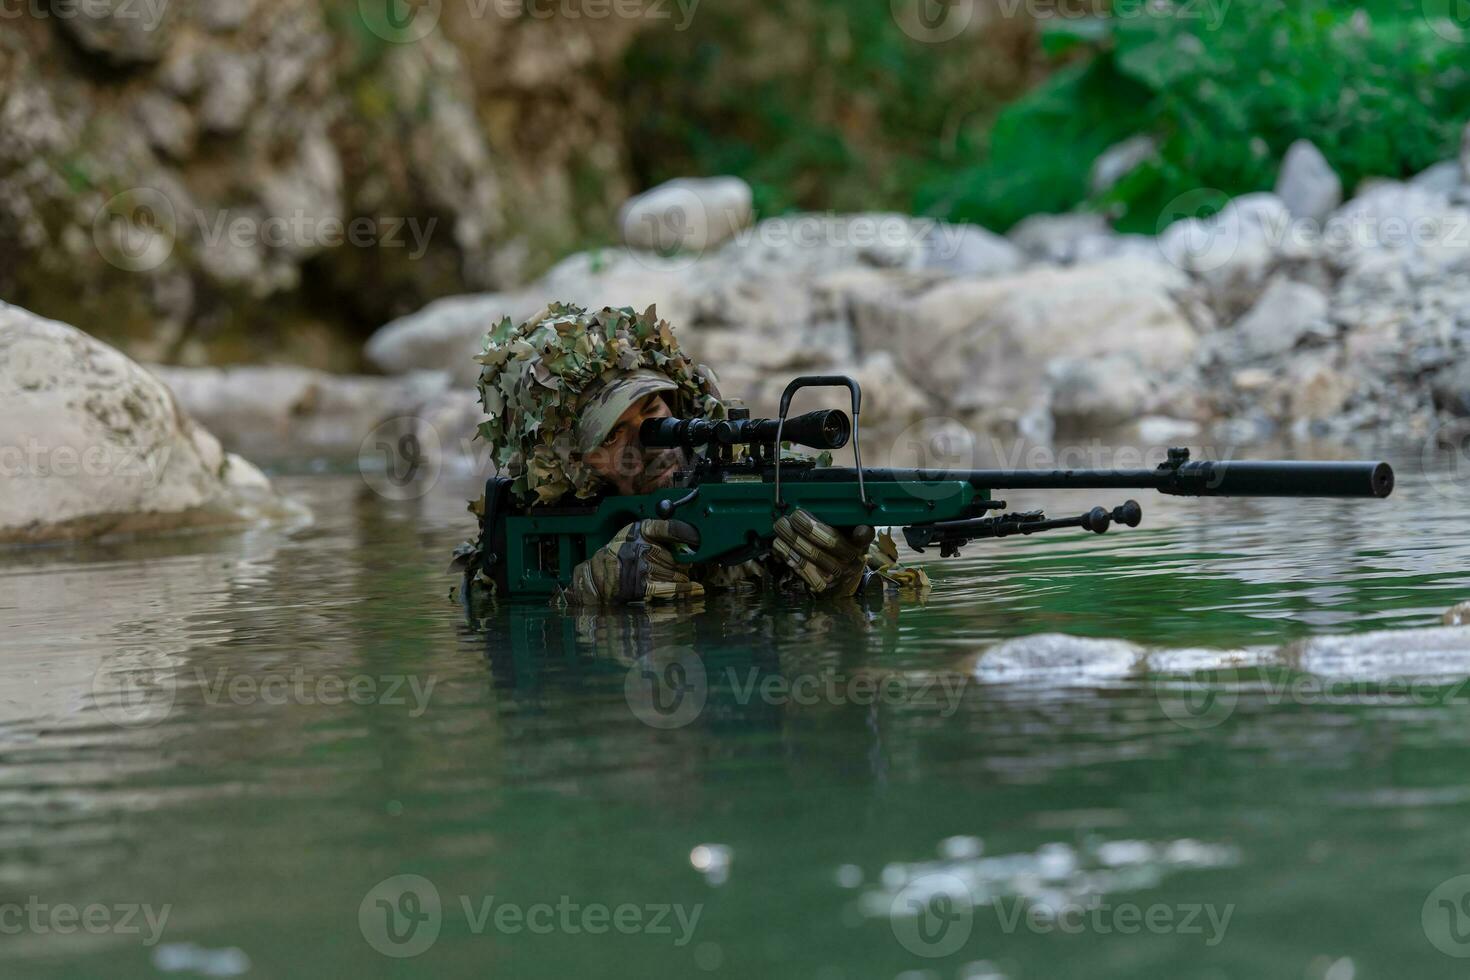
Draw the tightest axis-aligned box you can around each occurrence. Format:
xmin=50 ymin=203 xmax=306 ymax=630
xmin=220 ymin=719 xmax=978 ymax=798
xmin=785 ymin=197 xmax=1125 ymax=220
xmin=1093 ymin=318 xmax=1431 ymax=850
xmin=641 ymin=410 xmax=851 ymax=451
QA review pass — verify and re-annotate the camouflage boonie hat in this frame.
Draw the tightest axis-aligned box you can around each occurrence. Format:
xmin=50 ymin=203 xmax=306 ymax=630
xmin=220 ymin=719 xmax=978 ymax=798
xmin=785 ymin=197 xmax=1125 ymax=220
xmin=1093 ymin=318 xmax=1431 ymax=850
xmin=475 ymin=302 xmax=723 ymax=506
xmin=574 ymin=369 xmax=677 ymax=454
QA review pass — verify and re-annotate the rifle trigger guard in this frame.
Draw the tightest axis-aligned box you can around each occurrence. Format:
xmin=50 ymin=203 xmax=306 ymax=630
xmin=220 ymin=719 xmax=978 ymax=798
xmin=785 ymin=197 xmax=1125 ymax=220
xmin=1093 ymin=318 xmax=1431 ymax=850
xmin=655 ymin=487 xmax=700 ymax=520
xmin=773 ymin=375 xmax=868 ymax=513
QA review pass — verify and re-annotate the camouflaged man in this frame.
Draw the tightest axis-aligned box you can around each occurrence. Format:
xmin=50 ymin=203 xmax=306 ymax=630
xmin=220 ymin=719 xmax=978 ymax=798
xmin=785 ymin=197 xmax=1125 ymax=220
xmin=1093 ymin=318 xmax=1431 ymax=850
xmin=458 ymin=302 xmax=925 ymax=605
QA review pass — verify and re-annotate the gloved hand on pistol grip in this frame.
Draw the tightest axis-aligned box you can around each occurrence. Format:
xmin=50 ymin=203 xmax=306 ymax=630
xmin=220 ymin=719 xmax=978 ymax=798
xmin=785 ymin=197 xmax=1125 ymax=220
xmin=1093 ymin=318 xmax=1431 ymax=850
xmin=771 ymin=509 xmax=871 ymax=597
xmin=568 ymin=520 xmax=705 ymax=605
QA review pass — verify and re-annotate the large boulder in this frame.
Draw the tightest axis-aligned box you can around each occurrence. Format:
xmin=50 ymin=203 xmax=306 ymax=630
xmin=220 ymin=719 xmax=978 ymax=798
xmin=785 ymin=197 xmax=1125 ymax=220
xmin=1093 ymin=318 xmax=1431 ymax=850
xmin=0 ymin=303 xmax=292 ymax=545
xmin=855 ymin=257 xmax=1199 ymax=431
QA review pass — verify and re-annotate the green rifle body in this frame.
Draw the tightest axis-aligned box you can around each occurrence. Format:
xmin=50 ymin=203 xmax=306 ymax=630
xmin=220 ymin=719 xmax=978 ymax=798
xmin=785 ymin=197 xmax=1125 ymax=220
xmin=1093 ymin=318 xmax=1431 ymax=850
xmin=480 ymin=455 xmax=1394 ymax=597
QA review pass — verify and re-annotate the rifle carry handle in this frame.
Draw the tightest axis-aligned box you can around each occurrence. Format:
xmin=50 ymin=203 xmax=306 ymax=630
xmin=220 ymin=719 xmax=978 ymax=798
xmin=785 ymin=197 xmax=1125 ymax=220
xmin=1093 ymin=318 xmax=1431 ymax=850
xmin=774 ymin=375 xmax=868 ymax=513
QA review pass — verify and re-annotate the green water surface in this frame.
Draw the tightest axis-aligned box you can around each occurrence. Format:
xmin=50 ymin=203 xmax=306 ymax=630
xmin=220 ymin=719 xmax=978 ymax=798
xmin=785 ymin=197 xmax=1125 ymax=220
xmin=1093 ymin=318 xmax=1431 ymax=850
xmin=2 ymin=452 xmax=1469 ymax=979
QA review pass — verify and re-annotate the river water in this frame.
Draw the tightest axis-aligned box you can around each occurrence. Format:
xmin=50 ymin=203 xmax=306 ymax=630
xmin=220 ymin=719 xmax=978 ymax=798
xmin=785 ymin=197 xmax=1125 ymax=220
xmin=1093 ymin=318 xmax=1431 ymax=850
xmin=3 ymin=447 xmax=1470 ymax=979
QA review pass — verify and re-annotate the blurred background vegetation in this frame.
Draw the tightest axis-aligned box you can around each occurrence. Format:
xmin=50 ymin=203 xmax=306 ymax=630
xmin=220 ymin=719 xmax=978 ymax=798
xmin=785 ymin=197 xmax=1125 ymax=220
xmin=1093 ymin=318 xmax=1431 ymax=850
xmin=622 ymin=0 xmax=1470 ymax=232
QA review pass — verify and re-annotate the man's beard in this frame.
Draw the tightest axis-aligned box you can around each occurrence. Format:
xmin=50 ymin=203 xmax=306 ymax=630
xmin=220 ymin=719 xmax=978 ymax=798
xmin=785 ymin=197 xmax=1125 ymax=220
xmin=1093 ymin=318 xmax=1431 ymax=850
xmin=633 ymin=448 xmax=688 ymax=493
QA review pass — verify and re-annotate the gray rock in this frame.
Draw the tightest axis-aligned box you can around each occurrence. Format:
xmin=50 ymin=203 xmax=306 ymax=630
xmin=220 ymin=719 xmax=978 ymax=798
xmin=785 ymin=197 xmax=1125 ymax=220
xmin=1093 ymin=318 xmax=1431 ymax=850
xmin=199 ymin=53 xmax=257 ymax=133
xmin=54 ymin=0 xmax=175 ymax=64
xmin=858 ymin=256 xmax=1197 ymax=433
xmin=1290 ymin=626 xmax=1470 ymax=683
xmin=1157 ymin=193 xmax=1295 ymax=292
xmin=196 ymin=0 xmax=256 ymax=32
xmin=1007 ymin=212 xmax=1111 ymax=263
xmin=921 ymin=223 xmax=1023 ymax=277
xmin=1046 ymin=353 xmax=1153 ymax=432
xmin=1274 ymin=140 xmax=1342 ymax=224
xmin=1431 ymin=360 xmax=1470 ymax=417
xmin=1228 ymin=276 xmax=1330 ymax=362
xmin=133 ymin=91 xmax=196 ymax=160
xmin=1410 ymin=160 xmax=1463 ymax=197
xmin=1325 ymin=181 xmax=1470 ymax=272
xmin=619 ymin=177 xmax=754 ymax=256
xmin=971 ymin=634 xmax=1142 ymax=686
xmin=0 ymin=302 xmax=289 ymax=545
xmin=367 ymin=292 xmax=545 ymax=385
xmin=1462 ymin=120 xmax=1470 ymax=183
xmin=1088 ymin=135 xmax=1158 ymax=196
xmin=150 ymin=365 xmax=451 ymax=458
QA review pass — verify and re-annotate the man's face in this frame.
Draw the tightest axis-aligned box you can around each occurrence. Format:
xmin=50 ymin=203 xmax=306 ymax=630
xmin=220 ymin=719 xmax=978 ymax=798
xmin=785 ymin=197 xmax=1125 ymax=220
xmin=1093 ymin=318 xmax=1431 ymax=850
xmin=582 ymin=393 xmax=687 ymax=496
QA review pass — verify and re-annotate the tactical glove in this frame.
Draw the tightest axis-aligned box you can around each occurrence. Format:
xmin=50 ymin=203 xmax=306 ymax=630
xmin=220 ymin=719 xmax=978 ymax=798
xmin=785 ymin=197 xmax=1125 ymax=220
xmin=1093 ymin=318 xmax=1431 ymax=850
xmin=771 ymin=509 xmax=871 ymax=597
xmin=568 ymin=520 xmax=705 ymax=605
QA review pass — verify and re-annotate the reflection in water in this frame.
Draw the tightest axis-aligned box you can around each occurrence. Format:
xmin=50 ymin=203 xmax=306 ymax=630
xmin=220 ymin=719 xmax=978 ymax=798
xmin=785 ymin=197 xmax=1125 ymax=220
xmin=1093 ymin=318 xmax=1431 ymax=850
xmin=0 ymin=452 xmax=1468 ymax=978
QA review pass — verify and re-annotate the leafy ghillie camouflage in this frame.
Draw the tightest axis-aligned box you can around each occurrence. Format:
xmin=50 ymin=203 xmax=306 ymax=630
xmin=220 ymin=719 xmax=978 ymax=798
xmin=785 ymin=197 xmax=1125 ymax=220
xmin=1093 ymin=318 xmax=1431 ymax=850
xmin=474 ymin=302 xmax=724 ymax=507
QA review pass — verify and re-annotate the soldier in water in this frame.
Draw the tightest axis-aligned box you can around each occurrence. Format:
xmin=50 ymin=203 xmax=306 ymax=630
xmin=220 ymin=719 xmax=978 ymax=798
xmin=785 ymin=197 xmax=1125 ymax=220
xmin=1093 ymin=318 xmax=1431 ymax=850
xmin=456 ymin=302 xmax=925 ymax=606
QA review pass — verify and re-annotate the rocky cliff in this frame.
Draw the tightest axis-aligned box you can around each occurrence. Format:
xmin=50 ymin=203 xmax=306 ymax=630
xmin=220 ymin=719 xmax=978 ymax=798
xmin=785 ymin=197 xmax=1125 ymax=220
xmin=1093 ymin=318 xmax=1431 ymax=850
xmin=0 ymin=0 xmax=642 ymax=368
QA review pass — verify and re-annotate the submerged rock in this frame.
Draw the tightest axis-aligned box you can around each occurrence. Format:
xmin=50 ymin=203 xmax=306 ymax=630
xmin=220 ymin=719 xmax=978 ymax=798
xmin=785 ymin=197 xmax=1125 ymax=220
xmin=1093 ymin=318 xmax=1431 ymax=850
xmin=1289 ymin=626 xmax=1470 ymax=682
xmin=970 ymin=634 xmax=1142 ymax=686
xmin=0 ymin=303 xmax=294 ymax=546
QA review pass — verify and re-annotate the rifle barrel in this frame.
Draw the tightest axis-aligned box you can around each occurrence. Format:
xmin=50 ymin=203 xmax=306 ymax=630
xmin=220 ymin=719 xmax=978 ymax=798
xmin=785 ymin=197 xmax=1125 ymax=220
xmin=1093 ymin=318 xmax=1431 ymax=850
xmin=794 ymin=459 xmax=1394 ymax=498
xmin=953 ymin=459 xmax=1394 ymax=498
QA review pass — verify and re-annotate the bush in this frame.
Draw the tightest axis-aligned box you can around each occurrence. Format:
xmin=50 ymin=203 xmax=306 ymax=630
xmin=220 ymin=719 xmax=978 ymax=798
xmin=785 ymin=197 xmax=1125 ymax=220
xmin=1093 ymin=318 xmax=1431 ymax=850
xmin=919 ymin=0 xmax=1470 ymax=232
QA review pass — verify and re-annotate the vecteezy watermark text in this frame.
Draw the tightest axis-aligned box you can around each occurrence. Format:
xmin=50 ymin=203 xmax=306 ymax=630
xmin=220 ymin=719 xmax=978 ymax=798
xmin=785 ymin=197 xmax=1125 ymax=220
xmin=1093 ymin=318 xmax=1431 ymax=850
xmin=93 ymin=188 xmax=439 ymax=273
xmin=356 ymin=0 xmax=698 ymax=44
xmin=358 ymin=875 xmax=702 ymax=958
xmin=889 ymin=872 xmax=1233 ymax=958
xmin=1 ymin=439 xmax=172 ymax=485
xmin=1 ymin=0 xmax=170 ymax=28
xmin=625 ymin=651 xmax=967 ymax=729
xmin=92 ymin=657 xmax=439 ymax=729
xmin=0 ymin=898 xmax=171 ymax=947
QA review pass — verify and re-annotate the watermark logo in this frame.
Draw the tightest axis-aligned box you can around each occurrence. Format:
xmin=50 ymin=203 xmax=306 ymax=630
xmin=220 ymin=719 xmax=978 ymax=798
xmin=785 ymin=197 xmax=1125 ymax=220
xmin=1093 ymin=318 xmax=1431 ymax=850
xmin=992 ymin=897 xmax=1233 ymax=945
xmin=93 ymin=189 xmax=439 ymax=272
xmin=94 ymin=187 xmax=177 ymax=273
xmin=91 ymin=648 xmax=177 ymax=729
xmin=624 ymin=648 xmax=707 ymax=729
xmin=0 ymin=0 xmax=172 ymax=31
xmin=891 ymin=0 xmax=978 ymax=42
xmin=1422 ymin=417 xmax=1470 ymax=503
xmin=359 ymin=0 xmax=443 ymax=43
xmin=1423 ymin=874 xmax=1470 ymax=957
xmin=359 ymin=875 xmax=443 ymax=958
xmin=358 ymin=417 xmax=443 ymax=501
xmin=619 ymin=185 xmax=713 ymax=271
xmin=1156 ymin=187 xmax=1236 ymax=273
xmin=358 ymin=876 xmax=703 ymax=956
xmin=1154 ymin=676 xmax=1239 ymax=730
xmin=889 ymin=871 xmax=974 ymax=958
xmin=1422 ymin=0 xmax=1470 ymax=42
xmin=889 ymin=417 xmax=978 ymax=502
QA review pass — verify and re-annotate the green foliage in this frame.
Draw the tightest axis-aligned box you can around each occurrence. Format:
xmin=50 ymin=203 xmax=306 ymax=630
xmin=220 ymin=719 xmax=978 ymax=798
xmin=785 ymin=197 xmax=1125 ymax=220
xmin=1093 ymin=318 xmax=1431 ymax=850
xmin=618 ymin=0 xmax=1041 ymax=217
xmin=623 ymin=1 xmax=1470 ymax=236
xmin=923 ymin=0 xmax=1470 ymax=232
